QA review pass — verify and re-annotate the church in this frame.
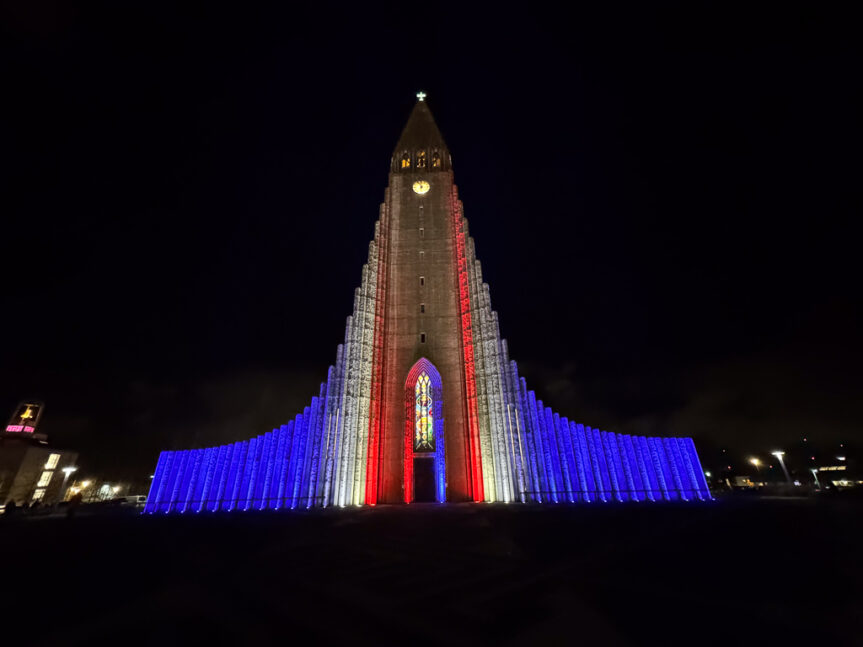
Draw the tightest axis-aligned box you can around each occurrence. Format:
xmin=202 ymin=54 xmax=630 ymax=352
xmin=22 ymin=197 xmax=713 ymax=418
xmin=145 ymin=95 xmax=711 ymax=512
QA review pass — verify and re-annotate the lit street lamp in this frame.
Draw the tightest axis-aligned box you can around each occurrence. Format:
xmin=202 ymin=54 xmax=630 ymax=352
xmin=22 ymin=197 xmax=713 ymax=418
xmin=771 ymin=451 xmax=792 ymax=485
xmin=59 ymin=466 xmax=78 ymax=503
xmin=749 ymin=458 xmax=762 ymax=485
xmin=811 ymin=468 xmax=821 ymax=489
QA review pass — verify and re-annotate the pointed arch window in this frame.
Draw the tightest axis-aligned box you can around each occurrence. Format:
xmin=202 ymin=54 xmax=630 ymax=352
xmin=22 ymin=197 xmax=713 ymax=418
xmin=414 ymin=372 xmax=435 ymax=452
xmin=432 ymin=151 xmax=441 ymax=169
xmin=401 ymin=152 xmax=411 ymax=169
xmin=416 ymin=150 xmax=427 ymax=169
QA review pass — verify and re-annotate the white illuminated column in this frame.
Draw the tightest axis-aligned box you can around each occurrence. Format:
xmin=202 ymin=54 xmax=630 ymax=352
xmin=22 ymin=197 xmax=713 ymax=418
xmin=59 ymin=466 xmax=78 ymax=503
xmin=771 ymin=451 xmax=792 ymax=485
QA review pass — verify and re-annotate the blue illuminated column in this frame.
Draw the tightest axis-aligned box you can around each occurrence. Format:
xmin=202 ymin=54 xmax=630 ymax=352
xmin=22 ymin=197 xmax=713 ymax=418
xmin=601 ymin=431 xmax=624 ymax=502
xmin=226 ymin=441 xmax=247 ymax=511
xmin=682 ymin=437 xmax=712 ymax=500
xmin=573 ymin=423 xmax=594 ymax=502
xmin=193 ymin=448 xmax=215 ymax=512
xmin=620 ymin=435 xmax=645 ymax=501
xmin=517 ymin=376 xmax=542 ymax=502
xmin=663 ymin=437 xmax=689 ymax=501
xmin=209 ymin=445 xmax=229 ymax=511
xmin=145 ymin=452 xmax=169 ymax=514
xmin=554 ymin=414 xmax=575 ymax=502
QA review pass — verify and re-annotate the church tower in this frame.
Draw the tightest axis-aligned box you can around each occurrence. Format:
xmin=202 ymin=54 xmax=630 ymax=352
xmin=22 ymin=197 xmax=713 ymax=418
xmin=145 ymin=95 xmax=711 ymax=513
xmin=375 ymin=97 xmax=479 ymax=503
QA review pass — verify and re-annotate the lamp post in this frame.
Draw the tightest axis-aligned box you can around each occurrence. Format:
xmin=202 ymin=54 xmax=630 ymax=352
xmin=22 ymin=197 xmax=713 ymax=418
xmin=771 ymin=451 xmax=792 ymax=485
xmin=810 ymin=468 xmax=821 ymax=490
xmin=59 ymin=466 xmax=78 ymax=503
xmin=749 ymin=457 xmax=761 ymax=484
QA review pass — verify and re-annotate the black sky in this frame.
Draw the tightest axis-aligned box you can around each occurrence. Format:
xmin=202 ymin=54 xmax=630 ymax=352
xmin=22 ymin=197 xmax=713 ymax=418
xmin=2 ymin=2 xmax=860 ymax=480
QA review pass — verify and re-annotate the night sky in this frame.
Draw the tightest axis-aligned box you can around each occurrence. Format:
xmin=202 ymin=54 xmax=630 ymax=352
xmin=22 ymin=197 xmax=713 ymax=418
xmin=2 ymin=3 xmax=859 ymax=481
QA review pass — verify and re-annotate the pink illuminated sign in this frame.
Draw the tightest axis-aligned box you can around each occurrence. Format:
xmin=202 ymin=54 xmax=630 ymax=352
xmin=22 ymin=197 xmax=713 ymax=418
xmin=5 ymin=425 xmax=35 ymax=433
xmin=5 ymin=401 xmax=43 ymax=435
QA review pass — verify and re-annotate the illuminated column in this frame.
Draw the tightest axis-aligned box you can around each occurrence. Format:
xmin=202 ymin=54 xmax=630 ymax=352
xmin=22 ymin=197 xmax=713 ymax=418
xmin=587 ymin=428 xmax=609 ymax=502
xmin=544 ymin=408 xmax=564 ymax=502
xmin=663 ymin=437 xmax=689 ymax=501
xmin=619 ymin=435 xmax=644 ymax=502
xmin=500 ymin=341 xmax=524 ymax=502
xmin=210 ymin=445 xmax=230 ymax=511
xmin=487 ymin=308 xmax=512 ymax=502
xmin=646 ymin=437 xmax=672 ymax=500
xmin=599 ymin=432 xmax=621 ymax=502
xmin=635 ymin=436 xmax=660 ymax=501
xmin=572 ymin=422 xmax=594 ymax=502
xmin=526 ymin=390 xmax=548 ymax=501
xmin=260 ymin=430 xmax=278 ymax=510
xmin=266 ymin=426 xmax=285 ymax=510
xmin=552 ymin=414 xmax=573 ymax=502
xmin=194 ymin=448 xmax=216 ymax=512
xmin=290 ymin=408 xmax=311 ymax=509
xmin=682 ymin=437 xmax=712 ymax=500
xmin=505 ymin=357 xmax=528 ymax=501
xmin=335 ymin=314 xmax=358 ymax=507
xmin=305 ymin=383 xmax=328 ymax=507
xmin=145 ymin=452 xmax=169 ymax=513
xmin=276 ymin=422 xmax=294 ymax=509
xmin=530 ymin=395 xmax=552 ymax=502
xmin=226 ymin=441 xmax=248 ymax=511
xmin=255 ymin=432 xmax=273 ymax=510
xmin=323 ymin=345 xmax=346 ymax=506
xmin=299 ymin=397 xmax=320 ymax=507
xmin=238 ymin=437 xmax=258 ymax=511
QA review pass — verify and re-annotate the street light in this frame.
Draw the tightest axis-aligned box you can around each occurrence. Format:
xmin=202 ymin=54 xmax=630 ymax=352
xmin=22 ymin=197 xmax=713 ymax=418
xmin=811 ymin=468 xmax=821 ymax=489
xmin=59 ymin=466 xmax=78 ymax=503
xmin=771 ymin=451 xmax=793 ymax=485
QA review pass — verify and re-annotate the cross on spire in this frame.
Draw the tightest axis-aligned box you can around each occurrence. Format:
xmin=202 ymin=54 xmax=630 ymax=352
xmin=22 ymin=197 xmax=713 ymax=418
xmin=416 ymin=91 xmax=427 ymax=102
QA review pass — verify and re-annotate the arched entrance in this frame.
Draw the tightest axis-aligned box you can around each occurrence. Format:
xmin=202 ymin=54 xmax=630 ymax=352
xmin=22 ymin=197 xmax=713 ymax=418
xmin=404 ymin=358 xmax=445 ymax=503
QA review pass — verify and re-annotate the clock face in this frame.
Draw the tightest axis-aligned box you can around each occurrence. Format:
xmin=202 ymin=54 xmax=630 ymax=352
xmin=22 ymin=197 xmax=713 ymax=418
xmin=412 ymin=180 xmax=430 ymax=195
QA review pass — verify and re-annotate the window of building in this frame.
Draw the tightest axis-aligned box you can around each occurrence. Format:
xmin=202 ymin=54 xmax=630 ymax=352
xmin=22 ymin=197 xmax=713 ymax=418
xmin=420 ymin=303 xmax=425 ymax=313
xmin=419 ymin=276 xmax=425 ymax=286
xmin=416 ymin=151 xmax=427 ymax=168
xmin=37 ymin=471 xmax=53 ymax=487
xmin=414 ymin=370 xmax=434 ymax=452
xmin=432 ymin=151 xmax=441 ymax=168
xmin=45 ymin=453 xmax=60 ymax=470
xmin=401 ymin=153 xmax=411 ymax=169
xmin=32 ymin=488 xmax=45 ymax=502
xmin=420 ymin=333 xmax=426 ymax=344
xmin=419 ymin=227 xmax=424 ymax=238
xmin=419 ymin=251 xmax=424 ymax=260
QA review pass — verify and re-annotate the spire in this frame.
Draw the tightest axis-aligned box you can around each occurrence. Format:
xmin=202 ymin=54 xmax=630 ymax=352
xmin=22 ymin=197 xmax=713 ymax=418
xmin=393 ymin=94 xmax=450 ymax=169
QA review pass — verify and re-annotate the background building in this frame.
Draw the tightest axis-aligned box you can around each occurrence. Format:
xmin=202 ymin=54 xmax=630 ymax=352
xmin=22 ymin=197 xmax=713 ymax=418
xmin=0 ymin=402 xmax=78 ymax=506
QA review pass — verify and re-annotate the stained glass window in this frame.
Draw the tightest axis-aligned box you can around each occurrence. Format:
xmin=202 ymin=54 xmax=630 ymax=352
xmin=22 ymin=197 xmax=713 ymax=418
xmin=414 ymin=371 xmax=434 ymax=452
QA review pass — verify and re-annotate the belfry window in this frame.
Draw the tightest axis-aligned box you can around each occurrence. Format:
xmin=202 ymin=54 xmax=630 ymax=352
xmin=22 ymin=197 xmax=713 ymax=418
xmin=432 ymin=151 xmax=441 ymax=169
xmin=401 ymin=153 xmax=411 ymax=169
xmin=414 ymin=371 xmax=434 ymax=452
xmin=416 ymin=151 xmax=427 ymax=169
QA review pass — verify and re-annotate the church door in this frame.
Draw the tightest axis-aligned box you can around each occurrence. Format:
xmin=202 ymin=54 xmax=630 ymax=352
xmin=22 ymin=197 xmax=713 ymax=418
xmin=413 ymin=458 xmax=435 ymax=502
